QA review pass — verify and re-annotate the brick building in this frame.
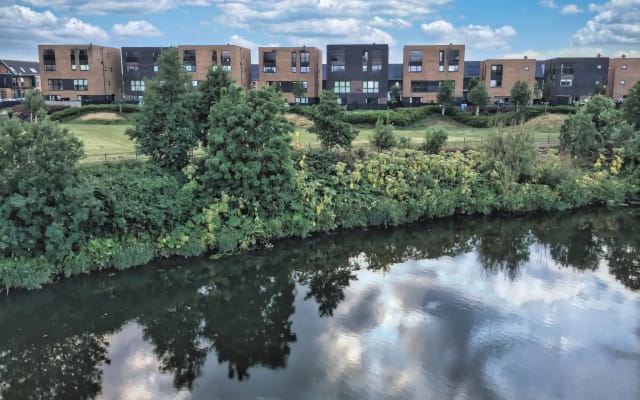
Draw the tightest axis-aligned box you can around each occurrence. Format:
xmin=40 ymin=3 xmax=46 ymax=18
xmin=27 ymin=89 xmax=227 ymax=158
xmin=607 ymin=55 xmax=640 ymax=102
xmin=402 ymin=44 xmax=465 ymax=105
xmin=257 ymin=46 xmax=322 ymax=104
xmin=480 ymin=57 xmax=536 ymax=105
xmin=0 ymin=60 xmax=40 ymax=100
xmin=177 ymin=45 xmax=251 ymax=92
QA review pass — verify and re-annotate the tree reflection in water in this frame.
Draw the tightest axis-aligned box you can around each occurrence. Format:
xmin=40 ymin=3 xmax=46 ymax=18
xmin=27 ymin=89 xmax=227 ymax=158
xmin=0 ymin=207 xmax=638 ymax=398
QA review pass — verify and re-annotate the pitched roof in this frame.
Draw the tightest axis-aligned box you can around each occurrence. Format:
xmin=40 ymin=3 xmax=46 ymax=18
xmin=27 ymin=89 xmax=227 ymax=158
xmin=0 ymin=60 xmax=39 ymax=75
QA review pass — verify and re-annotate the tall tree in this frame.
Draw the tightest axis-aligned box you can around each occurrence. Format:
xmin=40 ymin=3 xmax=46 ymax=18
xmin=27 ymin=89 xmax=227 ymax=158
xmin=292 ymin=81 xmax=305 ymax=103
xmin=542 ymin=80 xmax=554 ymax=102
xmin=23 ymin=90 xmax=46 ymax=122
xmin=203 ymin=85 xmax=297 ymax=215
xmin=437 ymin=80 xmax=456 ymax=118
xmin=622 ymin=81 xmax=640 ymax=130
xmin=126 ymin=47 xmax=197 ymax=170
xmin=510 ymin=80 xmax=531 ymax=111
xmin=194 ymin=65 xmax=234 ymax=146
xmin=592 ymin=82 xmax=606 ymax=96
xmin=468 ymin=82 xmax=489 ymax=116
xmin=309 ymin=90 xmax=356 ymax=150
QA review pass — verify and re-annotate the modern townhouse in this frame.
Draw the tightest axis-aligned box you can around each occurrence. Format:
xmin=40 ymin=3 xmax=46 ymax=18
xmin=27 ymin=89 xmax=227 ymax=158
xmin=257 ymin=46 xmax=322 ymax=104
xmin=0 ymin=60 xmax=40 ymax=100
xmin=544 ymin=56 xmax=609 ymax=105
xmin=402 ymin=44 xmax=465 ymax=105
xmin=177 ymin=45 xmax=252 ymax=92
xmin=38 ymin=44 xmax=122 ymax=104
xmin=326 ymin=44 xmax=389 ymax=109
xmin=480 ymin=57 xmax=537 ymax=105
xmin=607 ymin=55 xmax=640 ymax=103
xmin=121 ymin=47 xmax=167 ymax=102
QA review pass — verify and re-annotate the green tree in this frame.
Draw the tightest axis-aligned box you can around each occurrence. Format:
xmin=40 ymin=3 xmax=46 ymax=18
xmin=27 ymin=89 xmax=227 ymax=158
xmin=510 ymin=80 xmax=531 ymax=111
xmin=0 ymin=119 xmax=102 ymax=262
xmin=390 ymin=83 xmax=402 ymax=106
xmin=194 ymin=65 xmax=234 ymax=146
xmin=422 ymin=129 xmax=448 ymax=154
xmin=113 ymin=88 xmax=125 ymax=113
xmin=309 ymin=90 xmax=356 ymax=150
xmin=482 ymin=122 xmax=537 ymax=184
xmin=584 ymin=94 xmax=618 ymax=131
xmin=622 ymin=81 xmax=640 ymax=130
xmin=292 ymin=81 xmax=305 ymax=103
xmin=370 ymin=117 xmax=396 ymax=151
xmin=542 ymin=80 xmax=554 ymax=102
xmin=468 ymin=82 xmax=489 ymax=116
xmin=203 ymin=85 xmax=297 ymax=214
xmin=126 ymin=47 xmax=197 ymax=170
xmin=559 ymin=111 xmax=600 ymax=158
xmin=592 ymin=82 xmax=606 ymax=96
xmin=437 ymin=80 xmax=455 ymax=118
xmin=23 ymin=90 xmax=46 ymax=122
xmin=467 ymin=77 xmax=480 ymax=92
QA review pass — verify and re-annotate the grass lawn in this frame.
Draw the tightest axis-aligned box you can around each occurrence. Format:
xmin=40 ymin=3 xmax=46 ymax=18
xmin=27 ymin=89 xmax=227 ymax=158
xmin=63 ymin=112 xmax=565 ymax=161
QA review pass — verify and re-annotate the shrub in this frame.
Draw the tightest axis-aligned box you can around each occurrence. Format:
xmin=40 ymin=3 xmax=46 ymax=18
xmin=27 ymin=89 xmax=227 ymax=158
xmin=422 ymin=129 xmax=448 ymax=154
xmin=370 ymin=118 xmax=396 ymax=151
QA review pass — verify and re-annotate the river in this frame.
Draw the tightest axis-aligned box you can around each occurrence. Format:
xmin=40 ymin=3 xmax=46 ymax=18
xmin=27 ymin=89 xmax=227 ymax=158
xmin=0 ymin=208 xmax=638 ymax=399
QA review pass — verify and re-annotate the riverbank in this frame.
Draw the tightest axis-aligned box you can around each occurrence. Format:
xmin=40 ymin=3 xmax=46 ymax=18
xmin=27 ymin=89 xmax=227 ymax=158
xmin=1 ymin=147 xmax=638 ymax=293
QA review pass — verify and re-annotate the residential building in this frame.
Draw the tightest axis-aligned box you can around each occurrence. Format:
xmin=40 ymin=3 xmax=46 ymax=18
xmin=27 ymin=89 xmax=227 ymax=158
xmin=326 ymin=43 xmax=389 ymax=109
xmin=257 ymin=46 xmax=322 ymax=104
xmin=121 ymin=47 xmax=167 ymax=102
xmin=480 ymin=57 xmax=536 ymax=105
xmin=544 ymin=56 xmax=609 ymax=105
xmin=607 ymin=55 xmax=640 ymax=102
xmin=178 ymin=45 xmax=251 ymax=92
xmin=402 ymin=44 xmax=465 ymax=105
xmin=38 ymin=44 xmax=122 ymax=104
xmin=463 ymin=60 xmax=481 ymax=98
xmin=0 ymin=59 xmax=40 ymax=100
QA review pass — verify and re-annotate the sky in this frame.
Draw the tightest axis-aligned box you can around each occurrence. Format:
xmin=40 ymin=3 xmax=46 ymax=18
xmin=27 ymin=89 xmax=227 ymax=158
xmin=1 ymin=0 xmax=639 ymax=63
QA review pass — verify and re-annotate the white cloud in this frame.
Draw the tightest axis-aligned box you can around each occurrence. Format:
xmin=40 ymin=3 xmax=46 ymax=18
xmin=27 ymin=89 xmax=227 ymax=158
xmin=503 ymin=46 xmax=640 ymax=59
xmin=18 ymin=0 xmax=216 ymax=14
xmin=560 ymin=4 xmax=584 ymax=14
xmin=539 ymin=0 xmax=558 ymax=8
xmin=370 ymin=16 xmax=412 ymax=29
xmin=420 ymin=19 xmax=517 ymax=54
xmin=112 ymin=20 xmax=163 ymax=37
xmin=572 ymin=0 xmax=640 ymax=46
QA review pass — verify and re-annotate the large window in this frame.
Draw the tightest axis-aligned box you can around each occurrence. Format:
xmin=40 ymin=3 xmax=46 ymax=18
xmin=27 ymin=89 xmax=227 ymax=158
xmin=48 ymin=79 xmax=63 ymax=91
xmin=410 ymin=80 xmax=441 ymax=93
xmin=362 ymin=51 xmax=368 ymax=72
xmin=291 ymin=51 xmax=297 ymax=73
xmin=371 ymin=50 xmax=383 ymax=72
xmin=300 ymin=51 xmax=310 ymax=73
xmin=183 ymin=50 xmax=196 ymax=72
xmin=560 ymin=79 xmax=573 ymax=87
xmin=490 ymin=64 xmax=503 ymax=87
xmin=362 ymin=81 xmax=379 ymax=93
xmin=43 ymin=49 xmax=56 ymax=72
xmin=334 ymin=81 xmax=350 ymax=94
xmin=263 ymin=51 xmax=277 ymax=73
xmin=74 ymin=79 xmax=88 ymax=91
xmin=79 ymin=50 xmax=89 ymax=71
xmin=330 ymin=51 xmax=345 ymax=72
xmin=222 ymin=51 xmax=231 ymax=72
xmin=126 ymin=62 xmax=139 ymax=72
xmin=70 ymin=50 xmax=76 ymax=71
xmin=408 ymin=50 xmax=422 ymax=72
xmin=447 ymin=49 xmax=460 ymax=72
xmin=438 ymin=50 xmax=445 ymax=72
xmin=130 ymin=80 xmax=145 ymax=92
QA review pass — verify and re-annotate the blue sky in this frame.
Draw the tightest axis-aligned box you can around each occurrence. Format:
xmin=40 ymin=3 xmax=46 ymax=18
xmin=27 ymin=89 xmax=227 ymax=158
xmin=1 ymin=0 xmax=639 ymax=62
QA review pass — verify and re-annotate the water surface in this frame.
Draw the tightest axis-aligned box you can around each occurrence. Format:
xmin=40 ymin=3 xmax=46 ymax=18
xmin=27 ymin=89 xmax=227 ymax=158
xmin=1 ymin=208 xmax=639 ymax=400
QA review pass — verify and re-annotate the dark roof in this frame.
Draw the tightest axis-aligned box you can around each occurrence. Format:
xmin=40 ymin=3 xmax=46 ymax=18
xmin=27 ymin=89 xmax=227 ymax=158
xmin=251 ymin=64 xmax=259 ymax=81
xmin=388 ymin=63 xmax=403 ymax=80
xmin=464 ymin=61 xmax=480 ymax=78
xmin=0 ymin=59 xmax=39 ymax=75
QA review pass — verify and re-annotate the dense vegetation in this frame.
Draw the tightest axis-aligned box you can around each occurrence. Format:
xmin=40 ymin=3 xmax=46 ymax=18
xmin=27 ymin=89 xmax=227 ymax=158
xmin=1 ymin=51 xmax=639 ymax=292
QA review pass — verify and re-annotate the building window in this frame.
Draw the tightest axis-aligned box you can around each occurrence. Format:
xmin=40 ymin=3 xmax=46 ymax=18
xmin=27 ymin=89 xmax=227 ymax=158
xmin=490 ymin=64 xmax=503 ymax=87
xmin=73 ymin=79 xmax=88 ymax=91
xmin=183 ymin=50 xmax=196 ymax=72
xmin=597 ymin=64 xmax=602 ymax=69
xmin=79 ymin=50 xmax=89 ymax=71
xmin=560 ymin=78 xmax=573 ymax=87
xmin=622 ymin=64 xmax=628 ymax=70
xmin=362 ymin=81 xmax=379 ymax=93
xmin=221 ymin=51 xmax=231 ymax=71
xmin=439 ymin=50 xmax=445 ymax=72
xmin=130 ymin=80 xmax=145 ymax=92
xmin=362 ymin=51 xmax=368 ymax=72
xmin=447 ymin=49 xmax=460 ymax=72
xmin=296 ymin=97 xmax=309 ymax=104
xmin=334 ymin=81 xmax=350 ymax=94
xmin=371 ymin=50 xmax=383 ymax=72
xmin=524 ymin=66 xmax=530 ymax=71
xmin=262 ymin=51 xmax=276 ymax=73
xmin=211 ymin=50 xmax=217 ymax=66
xmin=192 ymin=80 xmax=199 ymax=87
xmin=410 ymin=80 xmax=441 ymax=93
xmin=621 ymin=80 xmax=626 ymax=86
xmin=366 ymin=98 xmax=378 ymax=105
xmin=408 ymin=50 xmax=422 ymax=72
xmin=70 ymin=49 xmax=76 ymax=71
xmin=48 ymin=79 xmax=63 ymax=91
xmin=153 ymin=65 xmax=159 ymax=72
xmin=300 ymin=51 xmax=311 ymax=73
xmin=330 ymin=51 xmax=345 ymax=72
xmin=43 ymin=49 xmax=56 ymax=71
xmin=126 ymin=63 xmax=139 ymax=72
xmin=291 ymin=51 xmax=297 ymax=73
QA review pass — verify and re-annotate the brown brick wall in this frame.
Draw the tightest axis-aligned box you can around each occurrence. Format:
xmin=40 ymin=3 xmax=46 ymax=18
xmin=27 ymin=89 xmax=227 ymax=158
xmin=38 ymin=44 xmax=122 ymax=100
xmin=177 ymin=45 xmax=252 ymax=91
xmin=402 ymin=45 xmax=465 ymax=103
xmin=607 ymin=57 xmax=640 ymax=100
xmin=257 ymin=47 xmax=322 ymax=103
xmin=480 ymin=58 xmax=536 ymax=103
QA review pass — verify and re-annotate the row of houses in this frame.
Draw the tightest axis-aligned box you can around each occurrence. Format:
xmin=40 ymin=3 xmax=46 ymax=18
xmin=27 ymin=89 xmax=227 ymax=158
xmin=1 ymin=43 xmax=639 ymax=108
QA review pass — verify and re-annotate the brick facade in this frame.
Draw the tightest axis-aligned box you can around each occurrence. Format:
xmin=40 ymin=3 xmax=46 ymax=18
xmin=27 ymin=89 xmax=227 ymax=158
xmin=480 ymin=58 xmax=536 ymax=104
xmin=257 ymin=46 xmax=322 ymax=104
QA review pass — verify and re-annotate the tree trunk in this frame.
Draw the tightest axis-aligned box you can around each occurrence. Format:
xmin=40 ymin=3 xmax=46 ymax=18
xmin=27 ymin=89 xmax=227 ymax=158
xmin=475 ymin=106 xmax=479 ymax=116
